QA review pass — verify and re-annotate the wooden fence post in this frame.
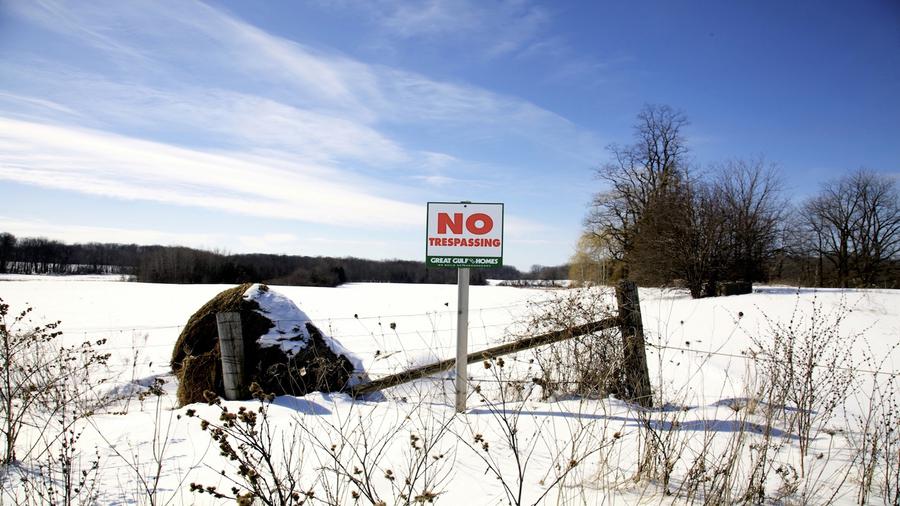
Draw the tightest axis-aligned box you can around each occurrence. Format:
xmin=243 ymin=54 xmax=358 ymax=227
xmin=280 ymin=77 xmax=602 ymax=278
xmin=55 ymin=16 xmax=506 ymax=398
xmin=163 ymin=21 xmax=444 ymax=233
xmin=216 ymin=311 xmax=246 ymax=400
xmin=616 ymin=280 xmax=653 ymax=408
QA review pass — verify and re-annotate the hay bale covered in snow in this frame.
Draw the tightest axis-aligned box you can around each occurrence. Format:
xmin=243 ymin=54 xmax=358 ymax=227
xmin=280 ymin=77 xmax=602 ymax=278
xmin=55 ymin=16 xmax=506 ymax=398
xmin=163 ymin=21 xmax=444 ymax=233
xmin=716 ymin=281 xmax=753 ymax=297
xmin=172 ymin=283 xmax=362 ymax=406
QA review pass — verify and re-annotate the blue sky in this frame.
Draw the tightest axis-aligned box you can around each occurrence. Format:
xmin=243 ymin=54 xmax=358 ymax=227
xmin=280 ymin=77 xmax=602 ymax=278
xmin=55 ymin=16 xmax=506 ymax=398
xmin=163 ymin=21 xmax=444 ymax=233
xmin=0 ymin=0 xmax=898 ymax=270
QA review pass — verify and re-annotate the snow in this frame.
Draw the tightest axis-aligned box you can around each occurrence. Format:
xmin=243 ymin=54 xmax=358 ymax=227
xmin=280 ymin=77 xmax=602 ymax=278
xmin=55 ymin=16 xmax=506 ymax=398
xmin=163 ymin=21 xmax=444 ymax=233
xmin=0 ymin=273 xmax=130 ymax=282
xmin=245 ymin=282 xmax=313 ymax=355
xmin=244 ymin=282 xmax=364 ymax=372
xmin=0 ymin=278 xmax=897 ymax=504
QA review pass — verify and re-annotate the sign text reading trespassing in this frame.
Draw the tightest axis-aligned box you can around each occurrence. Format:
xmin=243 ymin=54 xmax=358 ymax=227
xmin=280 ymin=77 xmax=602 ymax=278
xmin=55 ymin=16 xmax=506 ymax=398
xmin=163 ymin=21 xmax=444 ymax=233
xmin=426 ymin=202 xmax=504 ymax=268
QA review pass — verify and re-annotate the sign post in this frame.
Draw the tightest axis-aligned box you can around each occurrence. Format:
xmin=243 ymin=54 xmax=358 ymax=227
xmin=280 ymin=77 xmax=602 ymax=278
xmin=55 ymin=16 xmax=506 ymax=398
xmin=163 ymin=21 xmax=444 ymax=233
xmin=426 ymin=201 xmax=504 ymax=412
xmin=455 ymin=267 xmax=469 ymax=412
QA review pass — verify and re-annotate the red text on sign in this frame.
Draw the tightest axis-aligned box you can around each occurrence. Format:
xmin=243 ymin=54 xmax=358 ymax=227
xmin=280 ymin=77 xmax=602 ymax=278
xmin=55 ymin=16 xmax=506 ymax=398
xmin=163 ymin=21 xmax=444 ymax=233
xmin=428 ymin=237 xmax=501 ymax=247
xmin=436 ymin=212 xmax=494 ymax=235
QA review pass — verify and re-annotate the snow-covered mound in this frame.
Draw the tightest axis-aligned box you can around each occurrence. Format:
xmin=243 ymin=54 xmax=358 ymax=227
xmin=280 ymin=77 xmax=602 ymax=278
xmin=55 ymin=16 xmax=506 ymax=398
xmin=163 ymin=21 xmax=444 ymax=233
xmin=244 ymin=283 xmax=363 ymax=372
xmin=171 ymin=282 xmax=363 ymax=405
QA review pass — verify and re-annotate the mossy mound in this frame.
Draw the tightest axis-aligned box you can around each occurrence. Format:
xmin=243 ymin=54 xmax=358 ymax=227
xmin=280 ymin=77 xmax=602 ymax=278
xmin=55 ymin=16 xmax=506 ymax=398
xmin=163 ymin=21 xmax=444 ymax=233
xmin=717 ymin=281 xmax=753 ymax=296
xmin=171 ymin=283 xmax=267 ymax=374
xmin=172 ymin=283 xmax=354 ymax=406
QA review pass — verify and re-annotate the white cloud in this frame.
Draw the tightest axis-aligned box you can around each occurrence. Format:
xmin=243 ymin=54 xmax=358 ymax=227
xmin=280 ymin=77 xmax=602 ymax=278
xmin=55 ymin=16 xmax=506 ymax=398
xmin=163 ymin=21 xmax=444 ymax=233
xmin=0 ymin=0 xmax=601 ymax=243
xmin=0 ymin=216 xmax=222 ymax=248
xmin=503 ymin=215 xmax=548 ymax=238
xmin=363 ymin=0 xmax=550 ymax=59
xmin=483 ymin=3 xmax=550 ymax=58
xmin=0 ymin=216 xmax=399 ymax=257
xmin=412 ymin=174 xmax=462 ymax=187
xmin=4 ymin=0 xmax=150 ymax=62
xmin=0 ymin=118 xmax=421 ymax=228
xmin=351 ymin=1 xmax=619 ymax=88
xmin=0 ymin=92 xmax=84 ymax=119
xmin=3 ymin=0 xmax=599 ymax=150
xmin=376 ymin=0 xmax=466 ymax=37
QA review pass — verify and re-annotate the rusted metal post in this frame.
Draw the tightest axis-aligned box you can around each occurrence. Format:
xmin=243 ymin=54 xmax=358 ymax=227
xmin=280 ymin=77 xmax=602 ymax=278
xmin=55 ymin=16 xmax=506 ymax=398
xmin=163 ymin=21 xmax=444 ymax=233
xmin=455 ymin=267 xmax=470 ymax=412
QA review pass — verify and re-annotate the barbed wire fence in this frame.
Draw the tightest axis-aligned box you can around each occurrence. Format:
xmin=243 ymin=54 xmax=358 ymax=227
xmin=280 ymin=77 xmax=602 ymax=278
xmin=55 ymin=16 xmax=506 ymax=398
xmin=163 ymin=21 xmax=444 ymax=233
xmin=51 ymin=294 xmax=898 ymax=405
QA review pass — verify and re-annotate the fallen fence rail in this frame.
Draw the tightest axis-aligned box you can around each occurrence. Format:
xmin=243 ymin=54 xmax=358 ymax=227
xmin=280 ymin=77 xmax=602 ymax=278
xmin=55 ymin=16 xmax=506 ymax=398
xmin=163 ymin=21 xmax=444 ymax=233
xmin=348 ymin=316 xmax=619 ymax=397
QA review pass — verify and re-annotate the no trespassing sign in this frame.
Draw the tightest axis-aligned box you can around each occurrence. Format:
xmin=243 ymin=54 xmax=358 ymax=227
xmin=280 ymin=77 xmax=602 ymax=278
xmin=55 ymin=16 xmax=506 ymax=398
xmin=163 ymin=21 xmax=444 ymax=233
xmin=426 ymin=202 xmax=504 ymax=269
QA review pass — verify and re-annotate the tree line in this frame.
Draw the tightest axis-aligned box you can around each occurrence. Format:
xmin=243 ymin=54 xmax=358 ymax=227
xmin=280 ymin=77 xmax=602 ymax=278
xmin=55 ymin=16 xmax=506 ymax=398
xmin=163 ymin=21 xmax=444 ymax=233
xmin=574 ymin=104 xmax=899 ymax=296
xmin=0 ymin=233 xmax=555 ymax=286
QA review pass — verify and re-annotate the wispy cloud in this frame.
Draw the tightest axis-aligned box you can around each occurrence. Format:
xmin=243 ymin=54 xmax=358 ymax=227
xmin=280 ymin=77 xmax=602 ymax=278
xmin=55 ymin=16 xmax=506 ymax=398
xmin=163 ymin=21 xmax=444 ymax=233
xmin=0 ymin=0 xmax=600 ymax=235
xmin=349 ymin=0 xmax=617 ymax=87
xmin=0 ymin=69 xmax=407 ymax=167
xmin=4 ymin=0 xmax=151 ymax=63
xmin=375 ymin=0 xmax=479 ymax=39
xmin=0 ymin=118 xmax=421 ymax=227
xmin=364 ymin=0 xmax=550 ymax=59
xmin=0 ymin=91 xmax=84 ymax=119
xmin=0 ymin=216 xmax=223 ymax=248
xmin=0 ymin=216 xmax=397 ymax=256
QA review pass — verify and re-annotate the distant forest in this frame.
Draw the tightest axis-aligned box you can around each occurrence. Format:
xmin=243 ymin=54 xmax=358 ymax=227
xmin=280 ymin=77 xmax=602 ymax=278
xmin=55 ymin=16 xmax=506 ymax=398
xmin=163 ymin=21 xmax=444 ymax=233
xmin=0 ymin=233 xmax=568 ymax=286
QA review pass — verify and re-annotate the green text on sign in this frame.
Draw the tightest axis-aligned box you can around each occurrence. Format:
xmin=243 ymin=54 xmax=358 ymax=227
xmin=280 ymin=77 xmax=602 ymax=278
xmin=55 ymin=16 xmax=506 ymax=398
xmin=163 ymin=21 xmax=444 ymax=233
xmin=427 ymin=256 xmax=503 ymax=268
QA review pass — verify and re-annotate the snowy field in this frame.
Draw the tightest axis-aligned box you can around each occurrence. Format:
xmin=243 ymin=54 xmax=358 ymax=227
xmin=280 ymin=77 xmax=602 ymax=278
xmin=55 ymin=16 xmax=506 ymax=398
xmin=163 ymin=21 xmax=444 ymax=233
xmin=0 ymin=276 xmax=898 ymax=504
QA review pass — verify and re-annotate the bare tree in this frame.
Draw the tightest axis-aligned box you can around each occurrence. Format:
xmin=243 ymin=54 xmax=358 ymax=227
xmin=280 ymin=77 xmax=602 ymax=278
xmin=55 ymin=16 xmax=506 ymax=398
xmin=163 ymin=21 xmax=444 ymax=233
xmin=585 ymin=107 xmax=794 ymax=295
xmin=804 ymin=178 xmax=860 ymax=287
xmin=586 ymin=104 xmax=690 ymax=276
xmin=804 ymin=169 xmax=900 ymax=287
xmin=714 ymin=158 xmax=787 ymax=283
xmin=675 ymin=183 xmax=729 ymax=297
xmin=770 ymin=208 xmax=815 ymax=284
xmin=850 ymin=170 xmax=900 ymax=285
xmin=630 ymin=179 xmax=726 ymax=297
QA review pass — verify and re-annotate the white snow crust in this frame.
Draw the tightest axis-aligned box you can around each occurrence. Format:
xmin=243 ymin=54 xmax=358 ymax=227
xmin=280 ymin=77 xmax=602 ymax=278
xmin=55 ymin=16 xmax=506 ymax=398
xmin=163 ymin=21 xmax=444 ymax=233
xmin=243 ymin=283 xmax=363 ymax=371
xmin=0 ymin=278 xmax=897 ymax=505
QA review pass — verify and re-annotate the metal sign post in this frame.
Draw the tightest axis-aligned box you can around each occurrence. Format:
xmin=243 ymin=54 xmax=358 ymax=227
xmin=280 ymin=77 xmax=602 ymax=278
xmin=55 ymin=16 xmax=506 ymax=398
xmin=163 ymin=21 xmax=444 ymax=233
xmin=455 ymin=267 xmax=469 ymax=412
xmin=425 ymin=201 xmax=504 ymax=413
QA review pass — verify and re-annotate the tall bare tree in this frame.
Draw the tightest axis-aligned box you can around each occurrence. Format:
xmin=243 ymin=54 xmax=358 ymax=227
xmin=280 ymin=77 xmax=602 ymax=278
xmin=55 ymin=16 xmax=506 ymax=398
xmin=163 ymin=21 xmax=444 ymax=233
xmin=851 ymin=171 xmax=900 ymax=285
xmin=714 ymin=158 xmax=787 ymax=283
xmin=631 ymin=179 xmax=727 ymax=297
xmin=585 ymin=106 xmax=796 ymax=296
xmin=586 ymin=104 xmax=690 ymax=276
xmin=804 ymin=169 xmax=900 ymax=287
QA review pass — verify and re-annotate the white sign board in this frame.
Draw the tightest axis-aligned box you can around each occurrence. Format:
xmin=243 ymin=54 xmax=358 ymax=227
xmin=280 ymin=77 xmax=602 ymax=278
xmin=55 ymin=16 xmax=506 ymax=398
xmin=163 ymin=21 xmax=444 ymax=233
xmin=426 ymin=202 xmax=504 ymax=268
